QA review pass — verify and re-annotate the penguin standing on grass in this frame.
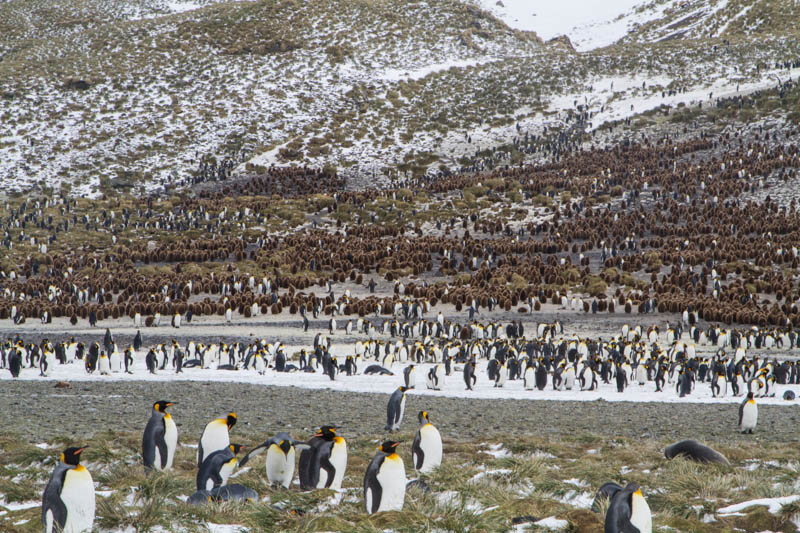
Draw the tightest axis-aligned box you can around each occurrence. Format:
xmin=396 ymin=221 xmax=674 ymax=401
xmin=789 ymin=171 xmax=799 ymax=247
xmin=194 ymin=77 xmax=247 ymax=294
xmin=739 ymin=392 xmax=758 ymax=433
xmin=411 ymin=411 xmax=442 ymax=473
xmin=364 ymin=441 xmax=406 ymax=515
xmin=239 ymin=432 xmax=301 ymax=488
xmin=299 ymin=425 xmax=347 ymax=490
xmin=604 ymin=482 xmax=652 ymax=533
xmin=198 ymin=412 xmax=237 ymax=466
xmin=142 ymin=401 xmax=178 ymax=471
xmin=197 ymin=444 xmax=246 ymax=491
xmin=42 ymin=446 xmax=95 ymax=533
xmin=386 ymin=386 xmax=409 ymax=431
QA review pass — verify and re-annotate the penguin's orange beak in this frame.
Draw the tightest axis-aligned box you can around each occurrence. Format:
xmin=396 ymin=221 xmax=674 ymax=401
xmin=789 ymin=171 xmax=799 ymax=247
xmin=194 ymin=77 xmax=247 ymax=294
xmin=76 ymin=446 xmax=88 ymax=454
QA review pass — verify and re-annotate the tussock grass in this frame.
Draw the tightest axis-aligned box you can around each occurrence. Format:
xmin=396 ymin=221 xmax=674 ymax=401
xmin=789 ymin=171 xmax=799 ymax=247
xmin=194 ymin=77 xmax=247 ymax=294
xmin=2 ymin=430 xmax=800 ymax=532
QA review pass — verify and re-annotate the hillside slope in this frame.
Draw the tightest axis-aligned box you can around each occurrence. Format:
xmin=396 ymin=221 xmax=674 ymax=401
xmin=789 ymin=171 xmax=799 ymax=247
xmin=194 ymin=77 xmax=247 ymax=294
xmin=0 ymin=0 xmax=798 ymax=197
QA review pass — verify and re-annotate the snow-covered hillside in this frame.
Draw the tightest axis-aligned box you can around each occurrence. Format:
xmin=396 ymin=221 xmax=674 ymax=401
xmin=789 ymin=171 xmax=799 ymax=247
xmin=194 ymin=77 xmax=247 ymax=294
xmin=1 ymin=0 xmax=799 ymax=197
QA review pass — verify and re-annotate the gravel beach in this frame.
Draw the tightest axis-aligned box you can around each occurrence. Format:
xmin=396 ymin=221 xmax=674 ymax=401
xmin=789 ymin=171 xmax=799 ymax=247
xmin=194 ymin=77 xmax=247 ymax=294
xmin=4 ymin=380 xmax=798 ymax=445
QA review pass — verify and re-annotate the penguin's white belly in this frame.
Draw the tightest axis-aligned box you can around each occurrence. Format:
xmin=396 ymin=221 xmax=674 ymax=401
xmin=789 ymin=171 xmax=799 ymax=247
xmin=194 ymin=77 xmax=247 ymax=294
xmin=162 ymin=417 xmax=178 ymax=470
xmin=267 ymin=447 xmax=294 ymax=488
xmin=417 ymin=424 xmax=442 ymax=473
xmin=375 ymin=456 xmax=406 ymax=512
xmin=211 ymin=459 xmax=236 ymax=490
xmin=564 ymin=370 xmax=575 ymax=390
xmin=98 ymin=357 xmax=111 ymax=375
xmin=43 ymin=353 xmax=56 ymax=376
xmin=329 ymin=441 xmax=347 ymax=490
xmin=630 ymin=493 xmax=652 ymax=533
xmin=524 ymin=368 xmax=534 ymax=390
xmin=61 ymin=467 xmax=95 ymax=533
xmin=742 ymin=403 xmax=758 ymax=430
xmin=200 ymin=423 xmax=229 ymax=464
xmin=108 ymin=352 xmax=119 ymax=372
xmin=635 ymin=366 xmax=647 ymax=385
xmin=395 ymin=396 xmax=406 ymax=429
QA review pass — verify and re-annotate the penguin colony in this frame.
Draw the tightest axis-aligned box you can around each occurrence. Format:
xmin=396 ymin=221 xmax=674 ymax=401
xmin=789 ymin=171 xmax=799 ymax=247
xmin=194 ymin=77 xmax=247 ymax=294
xmin=47 ymin=395 xmax=771 ymax=531
xmin=3 ymin=125 xmax=800 ymax=338
xmin=43 ymin=397 xmax=444 ymax=531
xmin=4 ymin=319 xmax=798 ymax=405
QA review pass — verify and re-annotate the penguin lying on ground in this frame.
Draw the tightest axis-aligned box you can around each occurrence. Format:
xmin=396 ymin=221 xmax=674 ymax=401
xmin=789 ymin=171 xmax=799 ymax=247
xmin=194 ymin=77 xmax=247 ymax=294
xmin=188 ymin=483 xmax=258 ymax=505
xmin=364 ymin=364 xmax=394 ymax=375
xmin=664 ymin=440 xmax=729 ymax=465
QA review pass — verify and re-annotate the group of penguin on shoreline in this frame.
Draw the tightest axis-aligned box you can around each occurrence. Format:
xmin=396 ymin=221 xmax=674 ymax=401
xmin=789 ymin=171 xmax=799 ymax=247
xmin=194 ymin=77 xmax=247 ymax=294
xmin=6 ymin=317 xmax=799 ymax=408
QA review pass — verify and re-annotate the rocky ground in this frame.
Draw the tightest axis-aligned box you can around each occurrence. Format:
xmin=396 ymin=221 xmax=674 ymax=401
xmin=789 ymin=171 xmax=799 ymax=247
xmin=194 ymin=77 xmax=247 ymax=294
xmin=3 ymin=380 xmax=798 ymax=446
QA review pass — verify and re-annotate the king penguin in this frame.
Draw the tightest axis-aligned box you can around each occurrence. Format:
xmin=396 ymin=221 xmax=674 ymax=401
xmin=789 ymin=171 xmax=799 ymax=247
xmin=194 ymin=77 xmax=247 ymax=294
xmin=298 ymin=426 xmax=348 ymax=490
xmin=198 ymin=412 xmax=237 ymax=466
xmin=411 ymin=411 xmax=442 ymax=473
xmin=463 ymin=361 xmax=477 ymax=390
xmin=42 ymin=446 xmax=95 ymax=533
xmin=604 ymin=482 xmax=652 ymax=533
xmin=142 ymin=400 xmax=178 ymax=471
xmin=239 ymin=432 xmax=299 ymax=488
xmin=739 ymin=392 xmax=758 ymax=434
xmin=197 ymin=443 xmax=246 ymax=491
xmin=386 ymin=386 xmax=409 ymax=431
xmin=364 ymin=441 xmax=406 ymax=515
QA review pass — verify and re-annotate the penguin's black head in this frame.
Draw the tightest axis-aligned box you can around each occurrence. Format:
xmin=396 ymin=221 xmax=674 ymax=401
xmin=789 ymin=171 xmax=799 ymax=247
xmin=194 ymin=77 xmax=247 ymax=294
xmin=226 ymin=412 xmax=237 ymax=430
xmin=379 ymin=441 xmax=401 ymax=454
xmin=747 ymin=392 xmax=755 ymax=400
xmin=230 ymin=443 xmax=246 ymax=454
xmin=279 ymin=439 xmax=292 ymax=454
xmin=315 ymin=425 xmax=337 ymax=440
xmin=399 ymin=386 xmax=410 ymax=393
xmin=61 ymin=446 xmax=87 ymax=466
xmin=153 ymin=400 xmax=174 ymax=413
xmin=418 ymin=411 xmax=430 ymax=424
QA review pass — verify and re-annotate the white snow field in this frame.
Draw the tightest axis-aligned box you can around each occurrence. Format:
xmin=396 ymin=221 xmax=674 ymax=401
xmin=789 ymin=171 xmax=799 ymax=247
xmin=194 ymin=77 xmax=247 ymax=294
xmin=3 ymin=338 xmax=798 ymax=406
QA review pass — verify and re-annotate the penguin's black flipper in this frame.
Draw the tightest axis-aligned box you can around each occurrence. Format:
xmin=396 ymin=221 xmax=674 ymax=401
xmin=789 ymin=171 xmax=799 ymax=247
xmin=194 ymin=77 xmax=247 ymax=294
xmin=155 ymin=424 xmax=169 ymax=470
xmin=42 ymin=476 xmax=68 ymax=530
xmin=592 ymin=482 xmax=623 ymax=513
xmin=365 ymin=468 xmax=384 ymax=515
xmin=411 ymin=434 xmax=425 ymax=470
xmin=320 ymin=456 xmax=336 ymax=489
xmin=298 ymin=447 xmax=318 ymax=489
xmin=239 ymin=438 xmax=277 ymax=468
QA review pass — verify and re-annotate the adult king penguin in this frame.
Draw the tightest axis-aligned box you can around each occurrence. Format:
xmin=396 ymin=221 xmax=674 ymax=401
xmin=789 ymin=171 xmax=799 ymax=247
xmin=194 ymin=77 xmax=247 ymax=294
xmin=386 ymin=386 xmax=409 ymax=431
xmin=299 ymin=426 xmax=347 ymax=490
xmin=42 ymin=446 xmax=95 ymax=533
xmin=198 ymin=412 xmax=237 ymax=466
xmin=739 ymin=392 xmax=758 ymax=434
xmin=604 ymin=482 xmax=652 ymax=533
xmin=240 ymin=432 xmax=300 ymax=488
xmin=142 ymin=400 xmax=178 ymax=471
xmin=364 ymin=441 xmax=406 ymax=515
xmin=197 ymin=444 xmax=246 ymax=491
xmin=411 ymin=411 xmax=442 ymax=473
